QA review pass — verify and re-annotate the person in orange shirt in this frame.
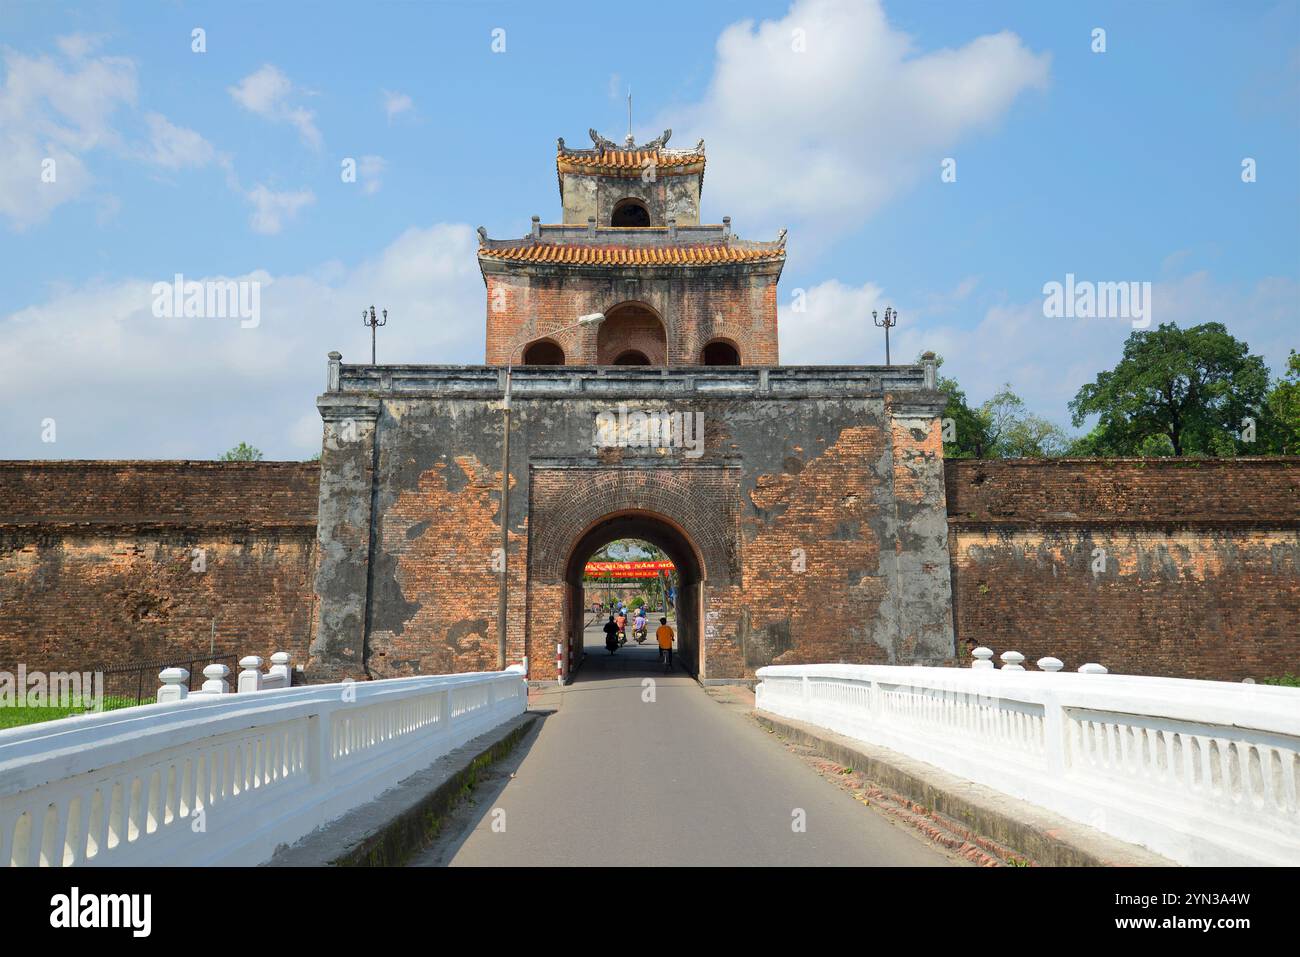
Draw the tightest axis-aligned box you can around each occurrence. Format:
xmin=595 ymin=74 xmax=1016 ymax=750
xmin=656 ymin=617 xmax=675 ymax=670
xmin=614 ymin=611 xmax=626 ymax=644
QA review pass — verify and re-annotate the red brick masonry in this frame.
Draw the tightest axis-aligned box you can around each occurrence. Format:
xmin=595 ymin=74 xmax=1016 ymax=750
xmin=1 ymin=457 xmax=1295 ymax=681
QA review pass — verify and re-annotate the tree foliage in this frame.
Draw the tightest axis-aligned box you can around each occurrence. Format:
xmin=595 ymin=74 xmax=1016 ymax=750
xmin=930 ymin=355 xmax=1067 ymax=458
xmin=220 ymin=442 xmax=263 ymax=462
xmin=1261 ymin=350 xmax=1300 ymax=455
xmin=1067 ymin=322 xmax=1270 ymax=456
xmin=980 ymin=386 xmax=1071 ymax=458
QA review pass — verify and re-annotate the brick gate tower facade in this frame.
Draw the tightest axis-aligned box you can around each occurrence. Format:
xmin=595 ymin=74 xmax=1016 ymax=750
xmin=479 ymin=128 xmax=783 ymax=367
xmin=309 ymin=125 xmax=955 ymax=683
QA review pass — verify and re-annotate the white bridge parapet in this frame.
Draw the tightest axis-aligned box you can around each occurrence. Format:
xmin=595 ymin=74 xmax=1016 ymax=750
xmin=0 ymin=669 xmax=527 ymax=867
xmin=755 ymin=663 xmax=1300 ymax=866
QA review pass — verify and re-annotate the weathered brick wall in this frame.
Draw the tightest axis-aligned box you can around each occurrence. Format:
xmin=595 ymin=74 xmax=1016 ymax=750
xmin=945 ymin=458 xmax=1300 ymax=680
xmin=0 ymin=462 xmax=320 ymax=674
xmin=313 ymin=374 xmax=955 ymax=683
xmin=482 ymin=267 xmax=781 ymax=366
xmin=8 ymin=454 xmax=1293 ymax=684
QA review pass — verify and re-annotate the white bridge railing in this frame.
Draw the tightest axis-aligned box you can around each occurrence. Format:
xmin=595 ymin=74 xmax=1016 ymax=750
xmin=756 ymin=663 xmax=1300 ymax=866
xmin=0 ymin=669 xmax=527 ymax=867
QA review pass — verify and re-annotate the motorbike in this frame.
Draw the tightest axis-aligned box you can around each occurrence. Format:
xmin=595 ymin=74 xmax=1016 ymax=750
xmin=633 ymin=624 xmax=648 ymax=644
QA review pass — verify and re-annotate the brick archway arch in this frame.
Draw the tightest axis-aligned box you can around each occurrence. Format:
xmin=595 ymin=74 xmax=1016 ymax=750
xmin=597 ymin=301 xmax=667 ymax=366
xmin=528 ymin=466 xmax=739 ymax=586
xmin=527 ymin=465 xmax=740 ymax=681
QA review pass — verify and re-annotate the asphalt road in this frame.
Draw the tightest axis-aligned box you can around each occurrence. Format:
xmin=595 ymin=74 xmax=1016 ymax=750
xmin=411 ymin=624 xmax=956 ymax=867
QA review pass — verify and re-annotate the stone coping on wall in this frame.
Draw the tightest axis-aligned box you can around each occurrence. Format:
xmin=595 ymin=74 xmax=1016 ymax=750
xmin=483 ymin=223 xmax=762 ymax=248
xmin=327 ymin=362 xmax=940 ymax=401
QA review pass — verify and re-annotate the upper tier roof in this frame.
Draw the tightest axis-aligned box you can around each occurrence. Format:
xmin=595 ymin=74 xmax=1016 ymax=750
xmin=477 ymin=222 xmax=786 ymax=270
xmin=556 ymin=128 xmax=705 ymax=179
xmin=479 ymin=242 xmax=782 ymax=266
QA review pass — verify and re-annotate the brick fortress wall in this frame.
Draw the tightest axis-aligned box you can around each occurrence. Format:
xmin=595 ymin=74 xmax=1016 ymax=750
xmin=946 ymin=458 xmax=1300 ymax=680
xmin=0 ymin=461 xmax=320 ymax=674
xmin=3 ymin=457 xmax=1295 ymax=682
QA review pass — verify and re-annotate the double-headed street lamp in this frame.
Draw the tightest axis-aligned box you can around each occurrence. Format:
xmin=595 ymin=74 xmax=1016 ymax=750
xmin=496 ymin=312 xmax=606 ymax=669
xmin=873 ymin=306 xmax=897 ymax=367
xmin=363 ymin=305 xmax=387 ymax=364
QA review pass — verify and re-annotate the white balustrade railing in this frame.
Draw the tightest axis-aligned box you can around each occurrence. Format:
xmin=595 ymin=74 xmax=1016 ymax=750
xmin=0 ymin=668 xmax=527 ymax=867
xmin=756 ymin=663 xmax=1300 ymax=866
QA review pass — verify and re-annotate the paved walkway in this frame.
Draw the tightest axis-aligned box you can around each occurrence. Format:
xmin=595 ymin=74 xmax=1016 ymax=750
xmin=410 ymin=626 xmax=957 ymax=867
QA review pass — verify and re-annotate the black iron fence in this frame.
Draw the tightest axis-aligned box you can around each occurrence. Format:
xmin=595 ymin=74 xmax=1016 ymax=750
xmin=93 ymin=653 xmax=239 ymax=711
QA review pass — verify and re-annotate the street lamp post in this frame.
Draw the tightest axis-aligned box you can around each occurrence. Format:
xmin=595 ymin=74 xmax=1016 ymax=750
xmin=496 ymin=312 xmax=605 ymax=670
xmin=872 ymin=306 xmax=897 ymax=367
xmin=363 ymin=305 xmax=387 ymax=365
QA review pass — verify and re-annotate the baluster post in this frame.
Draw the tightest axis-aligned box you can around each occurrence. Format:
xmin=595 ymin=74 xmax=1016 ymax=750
xmin=157 ymin=668 xmax=189 ymax=703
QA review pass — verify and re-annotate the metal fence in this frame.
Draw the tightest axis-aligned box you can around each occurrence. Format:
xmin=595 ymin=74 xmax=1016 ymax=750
xmin=94 ymin=653 xmax=238 ymax=711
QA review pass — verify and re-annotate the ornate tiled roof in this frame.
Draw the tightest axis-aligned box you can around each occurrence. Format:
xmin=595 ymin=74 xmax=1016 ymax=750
xmin=556 ymin=128 xmax=705 ymax=178
xmin=479 ymin=242 xmax=782 ymax=266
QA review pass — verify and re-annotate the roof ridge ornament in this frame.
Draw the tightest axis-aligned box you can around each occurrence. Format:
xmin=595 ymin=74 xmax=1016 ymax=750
xmin=642 ymin=129 xmax=672 ymax=150
xmin=589 ymin=128 xmax=619 ymax=152
xmin=584 ymin=128 xmax=676 ymax=153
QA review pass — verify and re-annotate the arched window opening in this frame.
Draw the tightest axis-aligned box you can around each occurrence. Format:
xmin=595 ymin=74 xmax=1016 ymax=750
xmin=522 ymin=340 xmax=565 ymax=365
xmin=611 ymin=199 xmax=651 ymax=228
xmin=613 ymin=350 xmax=651 ymax=366
xmin=597 ymin=302 xmax=667 ymax=365
xmin=701 ymin=340 xmax=741 ymax=366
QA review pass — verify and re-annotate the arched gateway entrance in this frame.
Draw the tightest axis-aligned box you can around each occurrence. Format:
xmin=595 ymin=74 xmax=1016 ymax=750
xmin=562 ymin=511 xmax=703 ymax=676
xmin=526 ymin=465 xmax=742 ymax=682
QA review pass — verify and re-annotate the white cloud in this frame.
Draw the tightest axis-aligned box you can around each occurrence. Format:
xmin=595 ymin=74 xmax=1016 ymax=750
xmin=671 ymin=0 xmax=1049 ymax=236
xmin=142 ymin=112 xmax=215 ymax=169
xmin=0 ymin=41 xmax=227 ymax=228
xmin=359 ymin=155 xmax=386 ymax=196
xmin=382 ymin=89 xmax=412 ymax=123
xmin=0 ymin=223 xmax=484 ymax=458
xmin=55 ymin=33 xmax=107 ymax=61
xmin=780 ymin=278 xmax=886 ymax=364
xmin=0 ymin=46 xmax=137 ymax=227
xmin=782 ymin=272 xmax=1300 ymax=428
xmin=246 ymin=184 xmax=316 ymax=234
xmin=228 ymin=64 xmax=321 ymax=148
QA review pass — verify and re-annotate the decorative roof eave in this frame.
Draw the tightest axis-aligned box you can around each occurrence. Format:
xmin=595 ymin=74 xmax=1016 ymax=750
xmin=555 ymin=128 xmax=706 ymax=192
xmin=477 ymin=241 xmax=785 ymax=268
xmin=557 ymin=154 xmax=705 ymax=178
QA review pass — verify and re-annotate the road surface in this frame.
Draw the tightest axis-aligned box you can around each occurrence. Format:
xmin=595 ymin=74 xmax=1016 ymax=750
xmin=411 ymin=623 xmax=957 ymax=867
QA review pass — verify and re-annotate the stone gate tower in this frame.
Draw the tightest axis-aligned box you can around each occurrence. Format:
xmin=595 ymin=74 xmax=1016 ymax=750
xmin=479 ymin=129 xmax=783 ymax=367
xmin=310 ymin=124 xmax=955 ymax=684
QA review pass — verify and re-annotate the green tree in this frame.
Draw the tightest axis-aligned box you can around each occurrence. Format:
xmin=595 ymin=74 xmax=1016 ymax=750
xmin=980 ymin=386 xmax=1071 ymax=458
xmin=1259 ymin=350 xmax=1300 ymax=454
xmin=929 ymin=354 xmax=993 ymax=458
xmin=1068 ymin=322 xmax=1270 ymax=456
xmin=220 ymin=442 xmax=263 ymax=462
xmin=930 ymin=355 xmax=1069 ymax=458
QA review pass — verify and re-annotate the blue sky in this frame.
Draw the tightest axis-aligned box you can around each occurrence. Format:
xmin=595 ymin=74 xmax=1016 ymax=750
xmin=1 ymin=0 xmax=1296 ymax=458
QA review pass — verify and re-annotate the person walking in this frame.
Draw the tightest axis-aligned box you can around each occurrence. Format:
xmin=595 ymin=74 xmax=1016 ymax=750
xmin=656 ymin=617 xmax=675 ymax=671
